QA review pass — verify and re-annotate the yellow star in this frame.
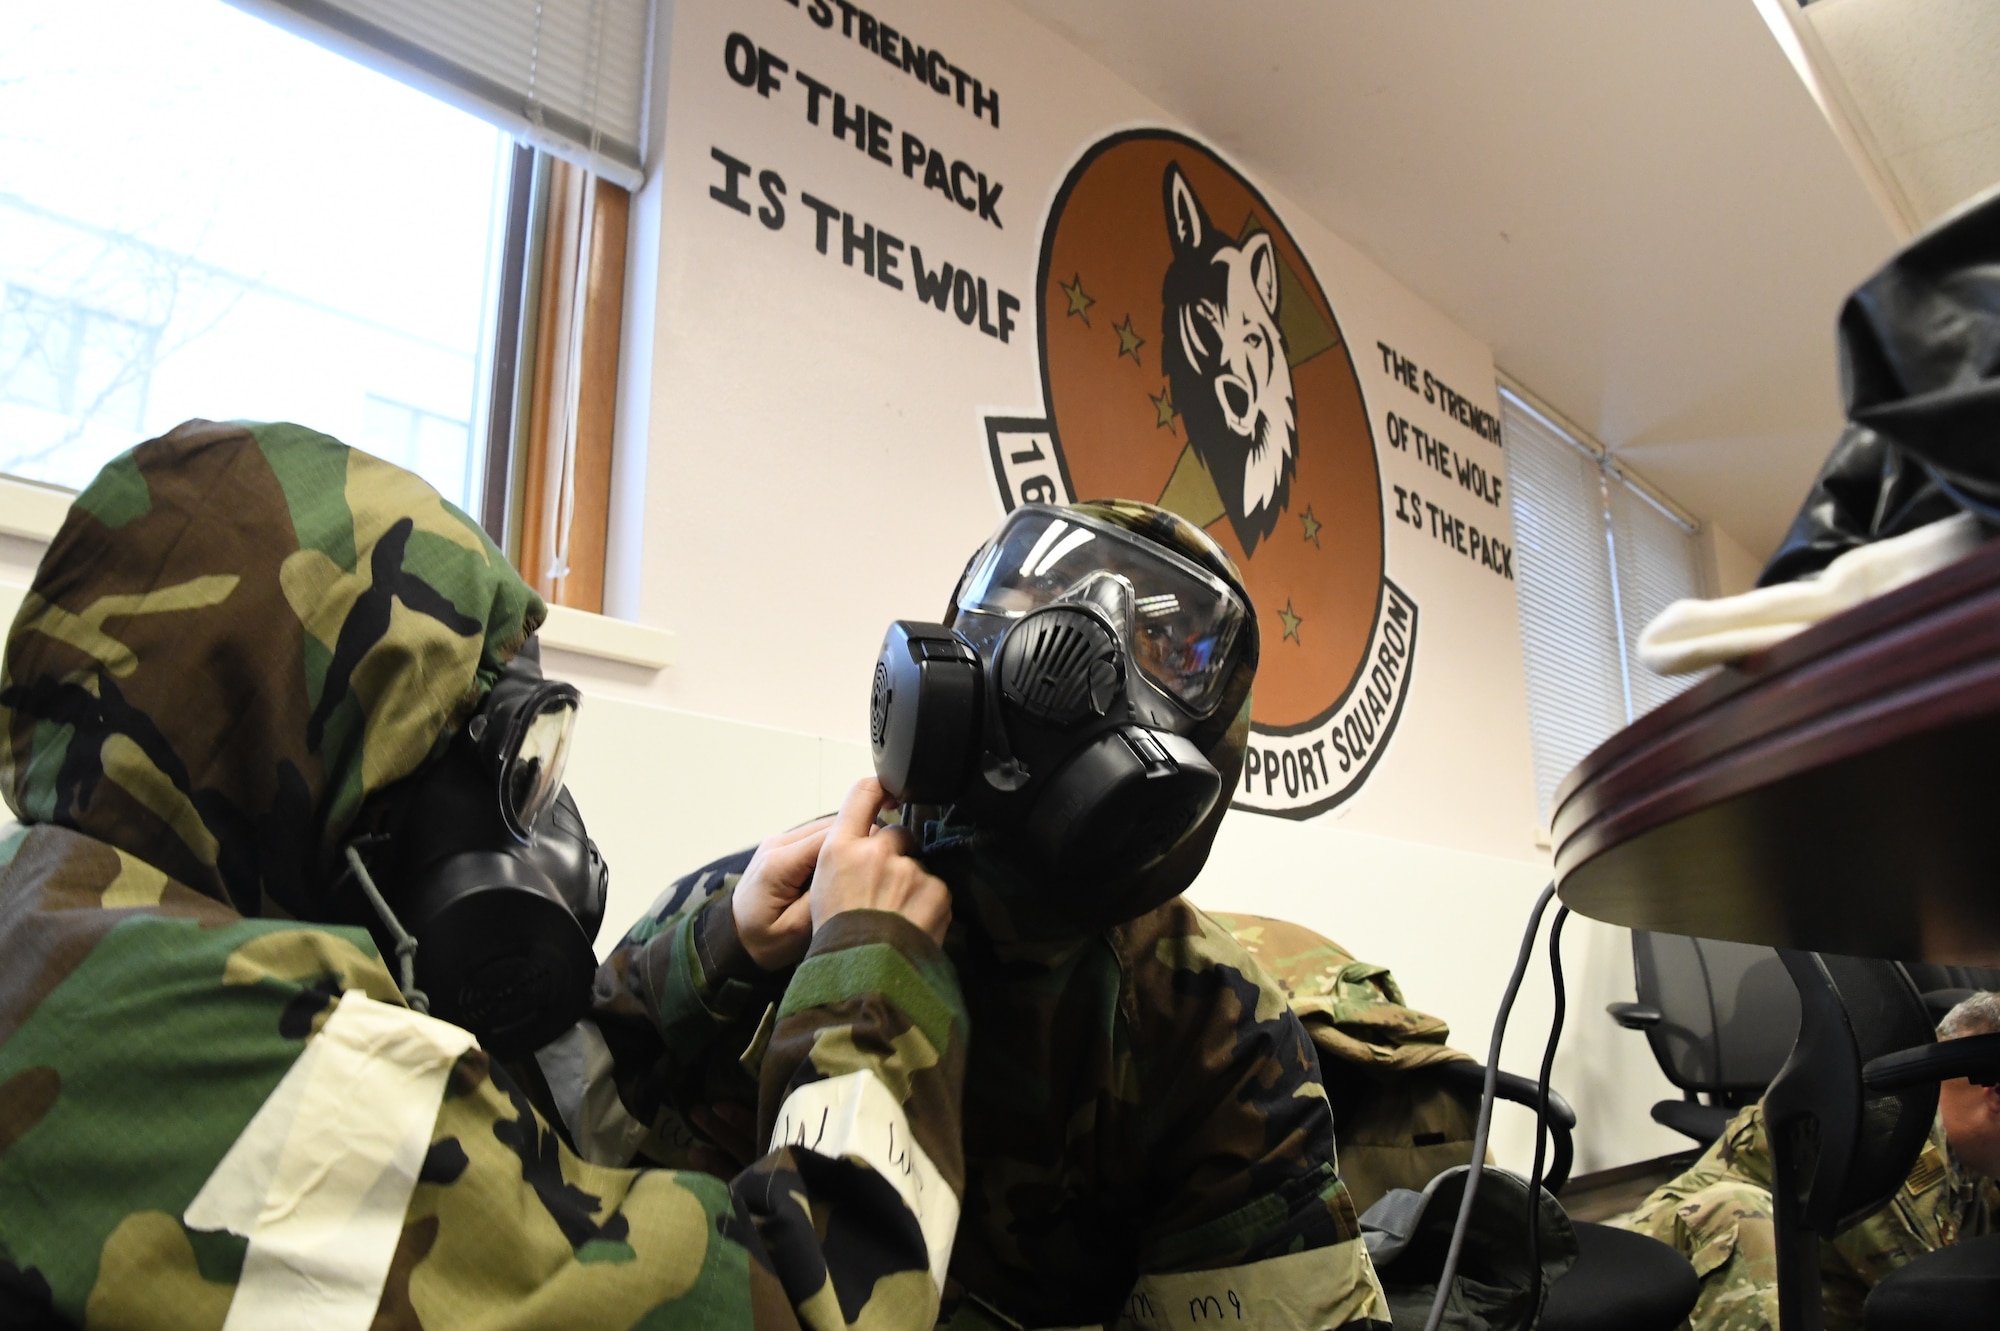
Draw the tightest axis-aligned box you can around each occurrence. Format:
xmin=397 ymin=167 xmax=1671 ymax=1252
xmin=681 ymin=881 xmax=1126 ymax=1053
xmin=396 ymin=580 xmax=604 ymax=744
xmin=1115 ymin=315 xmax=1145 ymax=363
xmin=1279 ymin=600 xmax=1303 ymax=643
xmin=1149 ymin=382 xmax=1177 ymax=430
xmin=1300 ymin=505 xmax=1322 ymax=547
xmin=1060 ymin=273 xmax=1094 ymax=326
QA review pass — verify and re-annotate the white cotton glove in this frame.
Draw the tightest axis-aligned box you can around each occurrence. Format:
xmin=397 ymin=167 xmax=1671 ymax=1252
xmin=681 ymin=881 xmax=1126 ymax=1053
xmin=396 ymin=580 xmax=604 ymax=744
xmin=1637 ymin=513 xmax=1982 ymax=675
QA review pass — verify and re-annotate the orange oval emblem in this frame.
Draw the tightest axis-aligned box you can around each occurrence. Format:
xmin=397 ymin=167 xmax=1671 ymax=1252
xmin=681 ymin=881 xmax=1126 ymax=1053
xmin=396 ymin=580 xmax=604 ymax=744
xmin=987 ymin=130 xmax=1417 ymax=818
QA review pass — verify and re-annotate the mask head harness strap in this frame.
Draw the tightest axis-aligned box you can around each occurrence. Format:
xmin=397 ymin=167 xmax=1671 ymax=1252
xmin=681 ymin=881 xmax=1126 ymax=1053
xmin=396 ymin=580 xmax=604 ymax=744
xmin=342 ymin=838 xmax=428 ymax=1014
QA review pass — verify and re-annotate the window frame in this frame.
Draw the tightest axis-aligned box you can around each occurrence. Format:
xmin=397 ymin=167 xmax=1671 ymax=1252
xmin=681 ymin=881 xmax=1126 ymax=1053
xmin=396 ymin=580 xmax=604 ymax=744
xmin=0 ymin=3 xmax=638 ymax=619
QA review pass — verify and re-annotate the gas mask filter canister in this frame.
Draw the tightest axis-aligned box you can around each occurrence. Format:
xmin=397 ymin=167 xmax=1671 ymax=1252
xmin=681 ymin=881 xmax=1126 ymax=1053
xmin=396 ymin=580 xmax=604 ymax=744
xmin=870 ymin=504 xmax=1248 ymax=883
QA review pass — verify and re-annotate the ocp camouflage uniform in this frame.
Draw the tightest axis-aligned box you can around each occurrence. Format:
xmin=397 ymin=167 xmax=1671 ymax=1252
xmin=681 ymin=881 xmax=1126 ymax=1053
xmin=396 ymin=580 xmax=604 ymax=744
xmin=1616 ymin=1101 xmax=1999 ymax=1330
xmin=0 ymin=420 xmax=968 ymax=1330
xmin=591 ymin=856 xmax=1392 ymax=1331
xmin=1212 ymin=914 xmax=1484 ymax=1216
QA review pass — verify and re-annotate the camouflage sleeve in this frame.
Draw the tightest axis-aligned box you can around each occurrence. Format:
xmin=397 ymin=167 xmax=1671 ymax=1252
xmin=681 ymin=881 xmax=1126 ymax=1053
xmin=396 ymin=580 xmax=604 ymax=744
xmin=754 ymin=908 xmax=971 ymax=1316
xmin=0 ymin=832 xmax=970 ymax=1330
xmin=596 ymin=845 xmax=778 ymax=1035
xmin=1112 ymin=904 xmax=1390 ymax=1331
xmin=1615 ymin=1101 xmax=1905 ymax=1331
xmin=411 ymin=905 xmax=970 ymax=1330
xmin=586 ymin=846 xmax=782 ymax=1159
xmin=1617 ymin=1161 xmax=1783 ymax=1331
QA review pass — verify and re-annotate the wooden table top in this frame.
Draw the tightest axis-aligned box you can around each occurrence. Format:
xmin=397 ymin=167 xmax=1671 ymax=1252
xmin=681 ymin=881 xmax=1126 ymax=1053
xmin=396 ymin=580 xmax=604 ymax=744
xmin=1553 ymin=537 xmax=2000 ymax=965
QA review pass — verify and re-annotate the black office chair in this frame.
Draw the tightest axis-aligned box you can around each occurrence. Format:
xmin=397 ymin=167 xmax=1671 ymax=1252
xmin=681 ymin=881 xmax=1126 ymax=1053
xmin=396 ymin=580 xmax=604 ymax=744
xmin=1423 ymin=1058 xmax=1576 ymax=1194
xmin=1861 ymin=1017 xmax=2000 ymax=1330
xmin=1358 ymin=1060 xmax=1698 ymax=1330
xmin=1867 ymin=1231 xmax=2000 ymax=1329
xmin=1762 ymin=951 xmax=2000 ymax=1331
xmin=1608 ymin=931 xmax=1801 ymax=1144
xmin=1900 ymin=960 xmax=2000 ymax=1021
xmin=1540 ymin=1221 xmax=1701 ymax=1331
xmin=1225 ymin=911 xmax=1698 ymax=1329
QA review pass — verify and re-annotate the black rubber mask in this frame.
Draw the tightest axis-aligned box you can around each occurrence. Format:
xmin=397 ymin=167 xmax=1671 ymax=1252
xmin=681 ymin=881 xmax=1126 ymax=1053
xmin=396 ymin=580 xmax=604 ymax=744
xmin=869 ymin=505 xmax=1249 ymax=929
xmin=339 ymin=642 xmax=606 ymax=1057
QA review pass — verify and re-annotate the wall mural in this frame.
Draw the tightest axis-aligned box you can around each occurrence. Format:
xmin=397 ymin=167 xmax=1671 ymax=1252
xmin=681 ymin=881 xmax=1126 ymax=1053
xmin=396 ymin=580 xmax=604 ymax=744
xmin=986 ymin=131 xmax=1415 ymax=819
xmin=690 ymin=4 xmax=1524 ymax=842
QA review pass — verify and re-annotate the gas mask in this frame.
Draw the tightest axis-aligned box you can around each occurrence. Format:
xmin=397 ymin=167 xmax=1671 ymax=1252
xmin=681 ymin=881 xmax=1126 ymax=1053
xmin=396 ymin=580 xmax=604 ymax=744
xmin=870 ymin=503 xmax=1253 ymax=910
xmin=338 ymin=639 xmax=607 ymax=1058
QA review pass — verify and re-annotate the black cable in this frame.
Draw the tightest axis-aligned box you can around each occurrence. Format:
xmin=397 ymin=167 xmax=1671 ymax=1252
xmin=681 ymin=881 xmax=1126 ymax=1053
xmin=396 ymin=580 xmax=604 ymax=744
xmin=1526 ymin=904 xmax=1571 ymax=1318
xmin=1420 ymin=882 xmax=1558 ymax=1331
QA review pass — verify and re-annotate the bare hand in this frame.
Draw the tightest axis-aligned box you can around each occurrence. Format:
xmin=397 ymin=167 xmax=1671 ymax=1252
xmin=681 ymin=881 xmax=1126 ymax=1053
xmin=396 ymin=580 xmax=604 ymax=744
xmin=810 ymin=778 xmax=951 ymax=944
xmin=732 ymin=815 xmax=835 ymax=970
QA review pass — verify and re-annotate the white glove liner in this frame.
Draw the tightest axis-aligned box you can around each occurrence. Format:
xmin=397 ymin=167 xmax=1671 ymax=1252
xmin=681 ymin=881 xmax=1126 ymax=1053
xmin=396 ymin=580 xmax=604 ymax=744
xmin=1637 ymin=513 xmax=1982 ymax=675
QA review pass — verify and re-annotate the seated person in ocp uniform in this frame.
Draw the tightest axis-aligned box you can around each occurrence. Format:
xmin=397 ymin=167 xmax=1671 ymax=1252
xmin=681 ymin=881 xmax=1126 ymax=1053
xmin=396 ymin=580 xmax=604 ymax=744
xmin=1617 ymin=991 xmax=2000 ymax=1330
xmin=584 ymin=500 xmax=1391 ymax=1330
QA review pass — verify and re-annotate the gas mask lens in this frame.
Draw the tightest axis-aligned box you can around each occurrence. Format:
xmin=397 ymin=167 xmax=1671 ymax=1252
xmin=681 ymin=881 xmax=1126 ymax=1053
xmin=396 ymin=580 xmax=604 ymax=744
xmin=954 ymin=507 xmax=1246 ymax=714
xmin=469 ymin=638 xmax=583 ymax=842
xmin=504 ymin=698 xmax=576 ymax=838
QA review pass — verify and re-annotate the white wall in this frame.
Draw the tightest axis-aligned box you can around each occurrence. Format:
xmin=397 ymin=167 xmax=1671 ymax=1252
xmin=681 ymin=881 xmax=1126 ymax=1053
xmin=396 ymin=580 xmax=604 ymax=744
xmin=551 ymin=0 xmax=1678 ymax=1177
xmin=604 ymin=0 xmax=1539 ymax=857
xmin=1703 ymin=521 xmax=1765 ymax=598
xmin=540 ymin=655 xmax=876 ymax=932
xmin=0 ymin=534 xmax=48 ymax=588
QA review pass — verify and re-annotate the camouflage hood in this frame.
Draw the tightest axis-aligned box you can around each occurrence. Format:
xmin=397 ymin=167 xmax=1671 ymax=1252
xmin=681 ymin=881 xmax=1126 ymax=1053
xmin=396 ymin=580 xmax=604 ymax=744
xmin=0 ymin=420 xmax=543 ymax=919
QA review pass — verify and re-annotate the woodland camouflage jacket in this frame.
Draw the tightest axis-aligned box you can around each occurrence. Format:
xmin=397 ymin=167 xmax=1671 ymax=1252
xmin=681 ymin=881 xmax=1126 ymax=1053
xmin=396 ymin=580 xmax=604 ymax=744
xmin=1617 ymin=1101 xmax=1999 ymax=1330
xmin=1209 ymin=914 xmax=1482 ymax=1217
xmin=0 ymin=421 xmax=969 ymax=1331
xmin=591 ymin=847 xmax=1393 ymax=1331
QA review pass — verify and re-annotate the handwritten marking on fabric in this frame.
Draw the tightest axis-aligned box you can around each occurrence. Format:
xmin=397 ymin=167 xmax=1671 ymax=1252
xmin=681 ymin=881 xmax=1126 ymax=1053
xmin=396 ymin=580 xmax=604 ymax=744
xmin=1116 ymin=1241 xmax=1388 ymax=1331
xmin=770 ymin=1068 xmax=959 ymax=1287
xmin=184 ymin=990 xmax=477 ymax=1331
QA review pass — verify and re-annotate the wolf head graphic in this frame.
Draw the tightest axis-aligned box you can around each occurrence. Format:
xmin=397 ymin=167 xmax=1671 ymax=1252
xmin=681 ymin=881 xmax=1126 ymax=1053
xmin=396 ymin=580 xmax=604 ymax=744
xmin=1159 ymin=163 xmax=1298 ymax=556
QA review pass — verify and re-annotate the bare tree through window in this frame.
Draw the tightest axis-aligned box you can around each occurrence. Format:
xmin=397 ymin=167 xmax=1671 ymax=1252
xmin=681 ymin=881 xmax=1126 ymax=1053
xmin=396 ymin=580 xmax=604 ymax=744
xmin=0 ymin=0 xmax=508 ymax=506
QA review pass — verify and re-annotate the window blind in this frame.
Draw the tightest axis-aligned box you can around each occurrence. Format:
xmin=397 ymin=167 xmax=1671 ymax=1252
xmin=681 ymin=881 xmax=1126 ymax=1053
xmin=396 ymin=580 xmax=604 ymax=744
xmin=1608 ymin=478 xmax=1705 ymax=719
xmin=1502 ymin=393 xmax=1629 ymax=825
xmin=229 ymin=0 xmax=654 ymax=188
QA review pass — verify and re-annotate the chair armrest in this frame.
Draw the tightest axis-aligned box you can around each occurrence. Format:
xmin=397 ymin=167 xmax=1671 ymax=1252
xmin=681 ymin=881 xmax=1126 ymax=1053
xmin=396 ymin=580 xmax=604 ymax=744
xmin=1607 ymin=1001 xmax=1663 ymax=1030
xmin=1863 ymin=1031 xmax=2000 ymax=1091
xmin=1428 ymin=1060 xmax=1576 ymax=1194
xmin=1455 ymin=1063 xmax=1578 ymax=1131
